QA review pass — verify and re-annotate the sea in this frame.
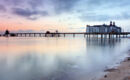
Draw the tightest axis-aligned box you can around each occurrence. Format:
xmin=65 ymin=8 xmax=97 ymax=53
xmin=0 ymin=35 xmax=129 ymax=80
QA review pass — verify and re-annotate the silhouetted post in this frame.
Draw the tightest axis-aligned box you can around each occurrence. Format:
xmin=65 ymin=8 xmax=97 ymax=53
xmin=22 ymin=34 xmax=24 ymax=37
xmin=118 ymin=34 xmax=119 ymax=38
xmin=126 ymin=34 xmax=128 ymax=38
xmin=25 ymin=33 xmax=27 ymax=37
xmin=4 ymin=30 xmax=10 ymax=37
xmin=17 ymin=33 xmax=19 ymax=37
xmin=73 ymin=33 xmax=75 ymax=37
xmin=116 ymin=34 xmax=118 ymax=38
xmin=19 ymin=34 xmax=22 ymax=37
xmin=39 ymin=34 xmax=41 ymax=37
xmin=88 ymin=33 xmax=90 ymax=38
xmin=57 ymin=33 xmax=59 ymax=37
xmin=97 ymin=34 xmax=98 ymax=38
xmin=101 ymin=34 xmax=103 ymax=39
xmin=34 ymin=33 xmax=36 ymax=37
xmin=29 ymin=34 xmax=31 ymax=37
xmin=16 ymin=33 xmax=18 ymax=37
xmin=87 ymin=34 xmax=88 ymax=38
xmin=92 ymin=34 xmax=94 ymax=38
xmin=111 ymin=34 xmax=113 ymax=38
xmin=105 ymin=34 xmax=107 ymax=38
xmin=64 ymin=33 xmax=65 ymax=37
xmin=123 ymin=34 xmax=125 ymax=38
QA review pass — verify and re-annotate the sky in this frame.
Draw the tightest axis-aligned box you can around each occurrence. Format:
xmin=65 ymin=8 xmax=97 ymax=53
xmin=0 ymin=0 xmax=130 ymax=33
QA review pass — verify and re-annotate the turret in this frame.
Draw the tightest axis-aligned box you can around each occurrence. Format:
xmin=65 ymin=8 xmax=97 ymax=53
xmin=113 ymin=22 xmax=115 ymax=26
xmin=110 ymin=21 xmax=112 ymax=26
xmin=86 ymin=25 xmax=90 ymax=27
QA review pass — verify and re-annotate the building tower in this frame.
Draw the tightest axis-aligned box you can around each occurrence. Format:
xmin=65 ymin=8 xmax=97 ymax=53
xmin=86 ymin=25 xmax=90 ymax=33
xmin=110 ymin=21 xmax=112 ymax=26
xmin=113 ymin=22 xmax=115 ymax=26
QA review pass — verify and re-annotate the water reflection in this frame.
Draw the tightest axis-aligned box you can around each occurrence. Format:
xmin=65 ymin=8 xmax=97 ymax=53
xmin=86 ymin=38 xmax=121 ymax=47
xmin=0 ymin=37 xmax=129 ymax=80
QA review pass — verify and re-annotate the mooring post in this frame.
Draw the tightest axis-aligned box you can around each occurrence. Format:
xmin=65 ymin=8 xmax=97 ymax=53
xmin=29 ymin=34 xmax=30 ymax=37
xmin=58 ymin=33 xmax=60 ymax=37
xmin=19 ymin=34 xmax=20 ymax=37
xmin=73 ymin=33 xmax=75 ymax=37
xmin=21 ymin=34 xmax=23 ymax=37
xmin=23 ymin=34 xmax=24 ymax=37
xmin=112 ymin=34 xmax=114 ymax=38
xmin=126 ymin=34 xmax=128 ymax=38
xmin=17 ymin=33 xmax=19 ymax=37
xmin=25 ymin=33 xmax=26 ymax=37
xmin=97 ymin=34 xmax=98 ymax=38
xmin=51 ymin=33 xmax=53 ymax=37
xmin=64 ymin=33 xmax=65 ymax=37
xmin=105 ymin=34 xmax=107 ymax=38
xmin=34 ymin=33 xmax=36 ymax=37
xmin=118 ymin=34 xmax=119 ymax=38
xmin=86 ymin=34 xmax=88 ymax=38
xmin=88 ymin=34 xmax=90 ymax=38
xmin=116 ymin=34 xmax=118 ymax=38
xmin=101 ymin=34 xmax=103 ymax=39
xmin=92 ymin=34 xmax=94 ymax=38
xmin=104 ymin=34 xmax=106 ymax=38
xmin=16 ymin=34 xmax=18 ymax=37
xmin=111 ymin=34 xmax=113 ymax=38
xmin=39 ymin=34 xmax=41 ymax=37
xmin=123 ymin=34 xmax=124 ymax=38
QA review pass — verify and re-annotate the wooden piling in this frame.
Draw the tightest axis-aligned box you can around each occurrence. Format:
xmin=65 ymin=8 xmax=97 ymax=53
xmin=73 ymin=33 xmax=75 ymax=37
xmin=64 ymin=33 xmax=65 ymax=37
xmin=101 ymin=34 xmax=103 ymax=39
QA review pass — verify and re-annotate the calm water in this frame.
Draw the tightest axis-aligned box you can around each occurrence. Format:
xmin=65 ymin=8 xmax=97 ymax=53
xmin=0 ymin=37 xmax=129 ymax=80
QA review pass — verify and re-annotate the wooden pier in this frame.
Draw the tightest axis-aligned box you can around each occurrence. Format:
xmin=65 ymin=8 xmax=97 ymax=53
xmin=7 ymin=32 xmax=130 ymax=38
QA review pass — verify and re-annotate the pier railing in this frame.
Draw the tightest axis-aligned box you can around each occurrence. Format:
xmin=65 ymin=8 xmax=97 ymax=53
xmin=1 ymin=32 xmax=130 ymax=38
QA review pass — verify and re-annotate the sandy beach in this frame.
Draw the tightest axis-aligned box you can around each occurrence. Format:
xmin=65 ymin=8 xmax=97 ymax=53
xmin=100 ymin=50 xmax=130 ymax=80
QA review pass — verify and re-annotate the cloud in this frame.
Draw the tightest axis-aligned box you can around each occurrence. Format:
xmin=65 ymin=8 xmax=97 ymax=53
xmin=0 ymin=4 xmax=6 ymax=12
xmin=83 ymin=0 xmax=130 ymax=9
xmin=1 ymin=0 xmax=130 ymax=21
xmin=12 ymin=8 xmax=49 ymax=20
xmin=79 ymin=11 xmax=130 ymax=21
xmin=76 ymin=0 xmax=130 ymax=21
xmin=28 ymin=0 xmax=46 ymax=9
xmin=1 ymin=0 xmax=78 ymax=20
xmin=52 ymin=0 xmax=79 ymax=14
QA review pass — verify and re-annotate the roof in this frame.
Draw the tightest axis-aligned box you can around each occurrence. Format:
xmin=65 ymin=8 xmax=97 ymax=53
xmin=87 ymin=24 xmax=120 ymax=28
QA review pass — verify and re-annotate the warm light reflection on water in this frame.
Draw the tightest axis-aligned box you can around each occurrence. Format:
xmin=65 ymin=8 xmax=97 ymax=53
xmin=0 ymin=37 xmax=129 ymax=80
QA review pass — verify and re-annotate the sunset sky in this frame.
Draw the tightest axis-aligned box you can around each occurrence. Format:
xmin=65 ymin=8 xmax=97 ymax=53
xmin=0 ymin=0 xmax=130 ymax=33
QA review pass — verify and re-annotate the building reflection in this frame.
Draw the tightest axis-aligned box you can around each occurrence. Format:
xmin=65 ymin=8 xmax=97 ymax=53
xmin=86 ymin=37 xmax=121 ymax=47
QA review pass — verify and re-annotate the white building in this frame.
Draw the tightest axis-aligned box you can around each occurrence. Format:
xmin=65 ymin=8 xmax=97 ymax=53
xmin=86 ymin=21 xmax=121 ymax=33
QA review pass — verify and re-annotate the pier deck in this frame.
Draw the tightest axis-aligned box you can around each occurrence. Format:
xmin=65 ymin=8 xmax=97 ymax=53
xmin=6 ymin=32 xmax=130 ymax=38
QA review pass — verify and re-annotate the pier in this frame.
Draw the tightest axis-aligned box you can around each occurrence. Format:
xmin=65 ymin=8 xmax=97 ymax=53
xmin=5 ymin=32 xmax=130 ymax=38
